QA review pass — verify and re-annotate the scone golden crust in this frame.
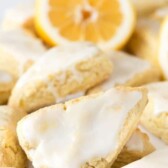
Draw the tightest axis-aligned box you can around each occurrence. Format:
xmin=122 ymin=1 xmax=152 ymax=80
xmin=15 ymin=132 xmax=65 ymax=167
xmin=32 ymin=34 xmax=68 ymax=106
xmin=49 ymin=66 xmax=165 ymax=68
xmin=0 ymin=29 xmax=46 ymax=104
xmin=141 ymin=81 xmax=168 ymax=144
xmin=0 ymin=106 xmax=27 ymax=168
xmin=88 ymin=51 xmax=160 ymax=94
xmin=9 ymin=42 xmax=112 ymax=113
xmin=17 ymin=87 xmax=147 ymax=168
xmin=126 ymin=17 xmax=162 ymax=73
xmin=113 ymin=125 xmax=166 ymax=168
xmin=122 ymin=148 xmax=168 ymax=168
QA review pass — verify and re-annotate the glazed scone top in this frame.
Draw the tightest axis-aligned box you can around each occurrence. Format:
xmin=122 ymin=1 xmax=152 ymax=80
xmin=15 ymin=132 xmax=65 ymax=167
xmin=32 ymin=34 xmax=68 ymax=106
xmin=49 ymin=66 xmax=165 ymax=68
xmin=97 ymin=51 xmax=151 ymax=91
xmin=15 ymin=42 xmax=106 ymax=88
xmin=17 ymin=88 xmax=143 ymax=168
xmin=144 ymin=81 xmax=168 ymax=116
xmin=0 ymin=29 xmax=46 ymax=75
xmin=1 ymin=2 xmax=34 ymax=31
xmin=122 ymin=148 xmax=168 ymax=168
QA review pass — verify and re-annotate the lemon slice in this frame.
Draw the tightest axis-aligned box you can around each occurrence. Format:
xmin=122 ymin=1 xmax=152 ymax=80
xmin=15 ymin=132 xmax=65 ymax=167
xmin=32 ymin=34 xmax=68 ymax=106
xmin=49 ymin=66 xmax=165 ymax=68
xmin=35 ymin=0 xmax=136 ymax=50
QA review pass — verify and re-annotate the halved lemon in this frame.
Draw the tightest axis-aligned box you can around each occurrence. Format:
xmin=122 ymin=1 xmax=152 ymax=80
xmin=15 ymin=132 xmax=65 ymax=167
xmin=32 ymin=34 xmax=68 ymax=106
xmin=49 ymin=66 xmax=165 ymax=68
xmin=35 ymin=0 xmax=136 ymax=50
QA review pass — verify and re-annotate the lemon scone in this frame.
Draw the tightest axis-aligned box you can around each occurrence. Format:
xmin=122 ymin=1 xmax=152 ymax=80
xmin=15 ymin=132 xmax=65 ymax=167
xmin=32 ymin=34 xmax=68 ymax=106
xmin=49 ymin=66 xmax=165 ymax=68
xmin=122 ymin=148 xmax=168 ymax=168
xmin=159 ymin=16 xmax=168 ymax=79
xmin=88 ymin=51 xmax=159 ymax=94
xmin=1 ymin=2 xmax=35 ymax=33
xmin=130 ymin=0 xmax=168 ymax=16
xmin=9 ymin=42 xmax=112 ymax=113
xmin=141 ymin=81 xmax=168 ymax=144
xmin=113 ymin=125 xmax=166 ymax=168
xmin=0 ymin=29 xmax=46 ymax=104
xmin=17 ymin=87 xmax=147 ymax=168
xmin=126 ymin=17 xmax=162 ymax=72
xmin=0 ymin=106 xmax=27 ymax=168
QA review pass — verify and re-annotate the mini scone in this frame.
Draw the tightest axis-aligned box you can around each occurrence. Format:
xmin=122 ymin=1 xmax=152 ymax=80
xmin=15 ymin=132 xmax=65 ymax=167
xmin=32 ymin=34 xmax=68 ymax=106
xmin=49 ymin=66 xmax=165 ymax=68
xmin=17 ymin=87 xmax=147 ymax=168
xmin=126 ymin=17 xmax=162 ymax=72
xmin=141 ymin=81 xmax=168 ymax=144
xmin=0 ymin=29 xmax=46 ymax=104
xmin=0 ymin=106 xmax=27 ymax=168
xmin=122 ymin=148 xmax=168 ymax=168
xmin=113 ymin=125 xmax=166 ymax=168
xmin=9 ymin=42 xmax=112 ymax=113
xmin=1 ymin=2 xmax=35 ymax=33
xmin=88 ymin=51 xmax=159 ymax=94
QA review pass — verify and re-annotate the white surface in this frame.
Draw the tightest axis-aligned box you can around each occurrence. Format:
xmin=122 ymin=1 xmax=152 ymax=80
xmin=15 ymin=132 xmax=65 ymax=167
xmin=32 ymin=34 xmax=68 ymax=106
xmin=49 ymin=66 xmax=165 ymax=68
xmin=0 ymin=0 xmax=34 ymax=22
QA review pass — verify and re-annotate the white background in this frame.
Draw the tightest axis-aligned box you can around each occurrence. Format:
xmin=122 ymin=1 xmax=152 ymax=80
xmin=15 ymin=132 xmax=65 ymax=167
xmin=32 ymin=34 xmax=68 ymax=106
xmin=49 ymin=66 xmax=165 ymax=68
xmin=0 ymin=0 xmax=34 ymax=21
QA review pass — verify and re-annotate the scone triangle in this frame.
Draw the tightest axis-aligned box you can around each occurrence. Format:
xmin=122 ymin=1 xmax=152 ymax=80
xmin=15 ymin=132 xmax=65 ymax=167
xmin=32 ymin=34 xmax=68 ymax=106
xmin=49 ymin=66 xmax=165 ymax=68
xmin=17 ymin=87 xmax=147 ymax=168
xmin=9 ymin=42 xmax=112 ymax=113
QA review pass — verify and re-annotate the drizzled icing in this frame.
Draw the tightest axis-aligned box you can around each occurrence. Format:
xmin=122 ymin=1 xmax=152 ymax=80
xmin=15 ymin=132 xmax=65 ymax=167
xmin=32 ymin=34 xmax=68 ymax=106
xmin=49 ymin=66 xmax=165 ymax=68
xmin=145 ymin=82 xmax=168 ymax=116
xmin=99 ymin=51 xmax=150 ymax=91
xmin=17 ymin=88 xmax=142 ymax=168
xmin=0 ymin=29 xmax=46 ymax=75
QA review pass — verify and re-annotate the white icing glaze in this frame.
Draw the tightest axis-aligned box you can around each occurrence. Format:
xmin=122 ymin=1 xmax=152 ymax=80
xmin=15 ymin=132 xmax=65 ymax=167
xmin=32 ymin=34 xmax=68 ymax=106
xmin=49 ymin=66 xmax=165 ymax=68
xmin=126 ymin=129 xmax=145 ymax=152
xmin=0 ymin=70 xmax=12 ymax=83
xmin=139 ymin=125 xmax=166 ymax=150
xmin=125 ymin=124 xmax=166 ymax=152
xmin=123 ymin=148 xmax=168 ymax=168
xmin=1 ymin=2 xmax=34 ymax=31
xmin=145 ymin=81 xmax=168 ymax=116
xmin=0 ymin=29 xmax=46 ymax=75
xmin=17 ymin=88 xmax=142 ymax=168
xmin=15 ymin=42 xmax=101 ymax=96
xmin=99 ymin=51 xmax=150 ymax=91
